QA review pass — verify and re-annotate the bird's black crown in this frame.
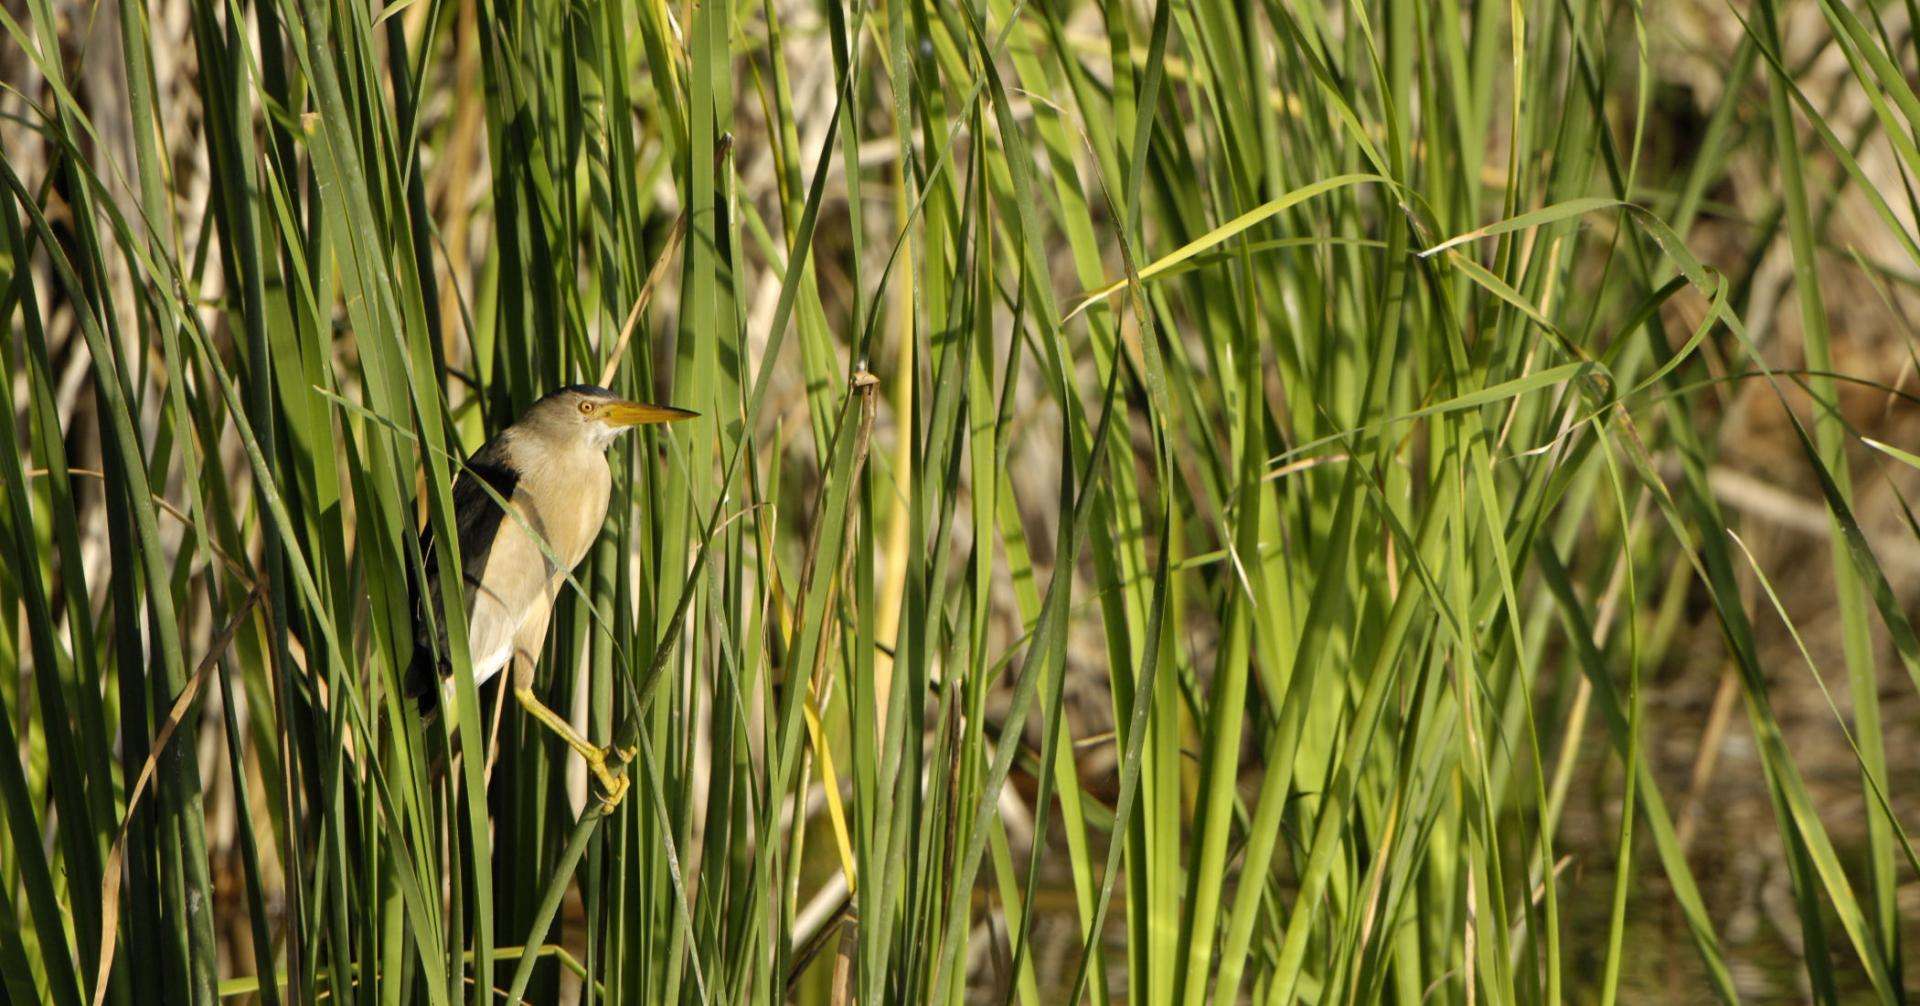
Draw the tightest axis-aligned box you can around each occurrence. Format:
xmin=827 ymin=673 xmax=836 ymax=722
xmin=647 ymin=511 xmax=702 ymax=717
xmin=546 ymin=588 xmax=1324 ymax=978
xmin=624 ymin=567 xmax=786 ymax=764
xmin=550 ymin=383 xmax=618 ymax=399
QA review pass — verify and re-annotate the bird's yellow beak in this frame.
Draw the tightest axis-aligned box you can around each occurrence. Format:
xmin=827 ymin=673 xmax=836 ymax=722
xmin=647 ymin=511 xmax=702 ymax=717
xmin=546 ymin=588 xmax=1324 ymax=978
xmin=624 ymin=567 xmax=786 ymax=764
xmin=602 ymin=400 xmax=699 ymax=427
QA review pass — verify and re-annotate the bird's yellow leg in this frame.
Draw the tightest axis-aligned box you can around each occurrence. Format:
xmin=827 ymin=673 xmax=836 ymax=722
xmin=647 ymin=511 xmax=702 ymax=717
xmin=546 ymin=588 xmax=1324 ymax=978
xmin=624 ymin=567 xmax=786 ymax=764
xmin=513 ymin=687 xmax=630 ymax=810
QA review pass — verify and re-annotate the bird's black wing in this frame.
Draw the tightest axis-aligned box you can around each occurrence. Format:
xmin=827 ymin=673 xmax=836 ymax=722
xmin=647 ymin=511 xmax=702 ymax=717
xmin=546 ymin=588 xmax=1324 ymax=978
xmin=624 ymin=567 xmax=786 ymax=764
xmin=404 ymin=435 xmax=519 ymax=713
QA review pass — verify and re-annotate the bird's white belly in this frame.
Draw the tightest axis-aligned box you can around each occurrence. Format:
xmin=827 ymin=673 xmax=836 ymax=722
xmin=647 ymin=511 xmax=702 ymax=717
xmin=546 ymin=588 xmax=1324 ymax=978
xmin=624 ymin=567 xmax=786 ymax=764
xmin=465 ymin=563 xmax=532 ymax=689
xmin=435 ymin=624 xmax=514 ymax=709
xmin=471 ymin=636 xmax=514 ymax=687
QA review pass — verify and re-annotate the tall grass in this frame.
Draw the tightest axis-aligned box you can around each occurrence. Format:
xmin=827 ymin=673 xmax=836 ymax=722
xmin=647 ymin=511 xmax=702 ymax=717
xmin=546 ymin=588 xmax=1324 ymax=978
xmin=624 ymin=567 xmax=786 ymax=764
xmin=4 ymin=0 xmax=1920 ymax=1001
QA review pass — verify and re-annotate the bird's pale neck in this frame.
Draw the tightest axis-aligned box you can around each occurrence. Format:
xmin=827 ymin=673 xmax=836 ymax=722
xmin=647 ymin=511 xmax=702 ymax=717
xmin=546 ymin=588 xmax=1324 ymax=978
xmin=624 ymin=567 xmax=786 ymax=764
xmin=501 ymin=429 xmax=614 ymax=570
xmin=508 ymin=429 xmax=613 ymax=487
xmin=585 ymin=420 xmax=628 ymax=451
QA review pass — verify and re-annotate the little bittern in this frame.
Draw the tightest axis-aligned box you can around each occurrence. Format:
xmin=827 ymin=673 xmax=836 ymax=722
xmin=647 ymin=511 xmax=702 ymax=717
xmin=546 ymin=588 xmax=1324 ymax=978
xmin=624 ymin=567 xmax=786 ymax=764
xmin=407 ymin=384 xmax=696 ymax=809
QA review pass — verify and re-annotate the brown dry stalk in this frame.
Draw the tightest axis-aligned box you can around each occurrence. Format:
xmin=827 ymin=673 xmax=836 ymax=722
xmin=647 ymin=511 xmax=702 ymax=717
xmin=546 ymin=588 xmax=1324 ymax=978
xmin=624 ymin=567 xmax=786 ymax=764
xmin=91 ymin=587 xmax=263 ymax=1006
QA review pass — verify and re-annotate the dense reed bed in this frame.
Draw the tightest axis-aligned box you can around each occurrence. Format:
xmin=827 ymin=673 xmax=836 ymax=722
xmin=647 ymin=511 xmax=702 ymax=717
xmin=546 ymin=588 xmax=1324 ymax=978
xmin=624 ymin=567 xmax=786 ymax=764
xmin=6 ymin=0 xmax=1920 ymax=1000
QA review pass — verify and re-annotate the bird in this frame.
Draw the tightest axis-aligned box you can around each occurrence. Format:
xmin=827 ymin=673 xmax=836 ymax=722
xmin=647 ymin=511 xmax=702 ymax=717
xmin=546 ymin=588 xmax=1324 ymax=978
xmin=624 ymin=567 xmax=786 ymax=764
xmin=406 ymin=384 xmax=696 ymax=809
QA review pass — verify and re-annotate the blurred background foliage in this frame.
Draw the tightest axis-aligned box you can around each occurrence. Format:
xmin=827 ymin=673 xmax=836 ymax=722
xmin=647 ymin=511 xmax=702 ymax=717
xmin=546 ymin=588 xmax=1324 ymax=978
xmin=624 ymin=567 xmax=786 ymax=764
xmin=6 ymin=0 xmax=1920 ymax=1001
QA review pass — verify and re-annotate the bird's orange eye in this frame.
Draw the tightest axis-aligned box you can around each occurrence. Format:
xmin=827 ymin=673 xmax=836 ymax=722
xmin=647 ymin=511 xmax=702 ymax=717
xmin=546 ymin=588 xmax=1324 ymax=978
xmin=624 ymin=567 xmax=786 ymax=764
xmin=579 ymin=401 xmax=595 ymax=415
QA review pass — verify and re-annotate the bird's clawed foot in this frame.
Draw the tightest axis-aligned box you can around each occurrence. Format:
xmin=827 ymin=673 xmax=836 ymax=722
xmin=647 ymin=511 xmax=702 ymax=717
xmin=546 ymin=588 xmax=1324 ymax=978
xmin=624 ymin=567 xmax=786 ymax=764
xmin=583 ymin=746 xmax=632 ymax=812
xmin=511 ymin=686 xmax=637 ymax=813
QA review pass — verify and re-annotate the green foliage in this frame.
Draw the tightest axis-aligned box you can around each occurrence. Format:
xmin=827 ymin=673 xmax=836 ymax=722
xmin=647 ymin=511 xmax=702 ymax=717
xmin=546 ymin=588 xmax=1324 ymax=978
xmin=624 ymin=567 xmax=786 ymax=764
xmin=1 ymin=0 xmax=1917 ymax=1001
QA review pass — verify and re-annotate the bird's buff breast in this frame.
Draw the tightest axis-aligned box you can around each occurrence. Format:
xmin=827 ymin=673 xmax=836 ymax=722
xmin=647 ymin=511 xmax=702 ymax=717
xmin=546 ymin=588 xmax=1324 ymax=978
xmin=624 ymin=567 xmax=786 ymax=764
xmin=464 ymin=446 xmax=611 ymax=687
xmin=511 ymin=441 xmax=615 ymax=570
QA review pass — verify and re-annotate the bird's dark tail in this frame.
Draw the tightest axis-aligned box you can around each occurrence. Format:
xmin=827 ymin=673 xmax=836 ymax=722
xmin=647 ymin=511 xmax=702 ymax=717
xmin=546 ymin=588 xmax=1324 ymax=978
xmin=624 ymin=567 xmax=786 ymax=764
xmin=405 ymin=642 xmax=443 ymax=719
xmin=401 ymin=644 xmax=454 ymax=789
